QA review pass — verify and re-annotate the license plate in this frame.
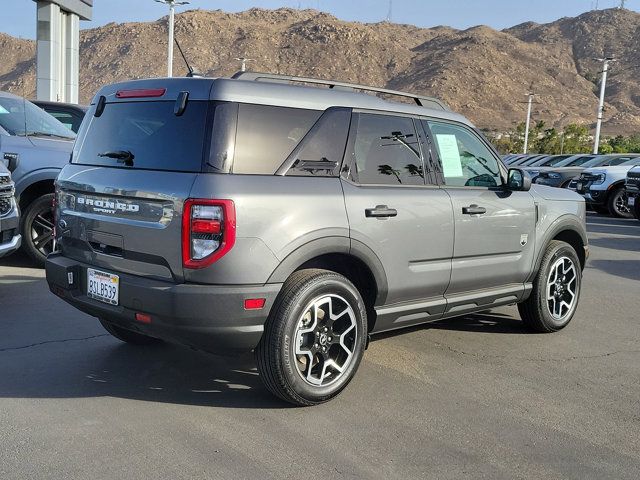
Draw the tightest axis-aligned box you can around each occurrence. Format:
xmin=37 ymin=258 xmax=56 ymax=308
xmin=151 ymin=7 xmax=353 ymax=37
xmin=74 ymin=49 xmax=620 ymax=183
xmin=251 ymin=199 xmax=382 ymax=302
xmin=87 ymin=268 xmax=119 ymax=305
xmin=629 ymin=196 xmax=636 ymax=207
xmin=576 ymin=182 xmax=583 ymax=191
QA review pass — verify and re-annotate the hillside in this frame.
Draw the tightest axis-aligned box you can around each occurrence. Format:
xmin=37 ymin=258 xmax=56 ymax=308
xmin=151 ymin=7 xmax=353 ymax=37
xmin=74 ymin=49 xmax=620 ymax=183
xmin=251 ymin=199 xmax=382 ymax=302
xmin=1 ymin=7 xmax=639 ymax=134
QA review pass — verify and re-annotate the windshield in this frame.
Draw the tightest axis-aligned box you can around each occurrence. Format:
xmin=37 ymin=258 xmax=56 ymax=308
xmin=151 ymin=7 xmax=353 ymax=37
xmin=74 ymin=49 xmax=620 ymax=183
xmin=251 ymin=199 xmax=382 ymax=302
xmin=0 ymin=96 xmax=75 ymax=139
xmin=620 ymin=158 xmax=640 ymax=166
xmin=540 ymin=155 xmax=572 ymax=166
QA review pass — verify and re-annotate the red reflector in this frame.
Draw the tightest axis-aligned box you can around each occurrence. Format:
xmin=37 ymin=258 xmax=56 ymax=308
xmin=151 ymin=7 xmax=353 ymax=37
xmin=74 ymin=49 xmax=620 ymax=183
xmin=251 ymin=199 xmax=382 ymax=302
xmin=244 ymin=298 xmax=266 ymax=310
xmin=191 ymin=219 xmax=221 ymax=234
xmin=135 ymin=313 xmax=152 ymax=324
xmin=115 ymin=88 xmax=166 ymax=99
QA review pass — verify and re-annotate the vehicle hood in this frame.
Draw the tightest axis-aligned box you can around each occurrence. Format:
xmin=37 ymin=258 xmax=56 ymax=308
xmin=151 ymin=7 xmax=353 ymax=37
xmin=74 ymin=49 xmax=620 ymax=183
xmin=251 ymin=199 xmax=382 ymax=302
xmin=530 ymin=184 xmax=584 ymax=202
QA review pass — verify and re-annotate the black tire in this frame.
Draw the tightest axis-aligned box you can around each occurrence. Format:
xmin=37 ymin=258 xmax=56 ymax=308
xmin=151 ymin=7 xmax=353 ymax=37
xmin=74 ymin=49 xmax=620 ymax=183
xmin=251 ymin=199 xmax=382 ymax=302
xmin=20 ymin=193 xmax=56 ymax=266
xmin=99 ymin=318 xmax=163 ymax=345
xmin=607 ymin=186 xmax=633 ymax=218
xmin=255 ymin=269 xmax=367 ymax=406
xmin=518 ymin=240 xmax=582 ymax=333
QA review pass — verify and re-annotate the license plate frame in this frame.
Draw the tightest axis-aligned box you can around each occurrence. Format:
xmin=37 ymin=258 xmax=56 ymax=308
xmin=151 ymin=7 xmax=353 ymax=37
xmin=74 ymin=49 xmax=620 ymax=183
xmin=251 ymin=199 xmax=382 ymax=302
xmin=629 ymin=196 xmax=636 ymax=207
xmin=576 ymin=182 xmax=583 ymax=192
xmin=87 ymin=268 xmax=119 ymax=305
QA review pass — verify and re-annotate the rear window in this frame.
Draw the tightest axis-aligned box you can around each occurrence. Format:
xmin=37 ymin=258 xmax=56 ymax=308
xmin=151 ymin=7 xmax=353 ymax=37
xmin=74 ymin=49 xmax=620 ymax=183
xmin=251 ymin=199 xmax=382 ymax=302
xmin=73 ymin=101 xmax=208 ymax=172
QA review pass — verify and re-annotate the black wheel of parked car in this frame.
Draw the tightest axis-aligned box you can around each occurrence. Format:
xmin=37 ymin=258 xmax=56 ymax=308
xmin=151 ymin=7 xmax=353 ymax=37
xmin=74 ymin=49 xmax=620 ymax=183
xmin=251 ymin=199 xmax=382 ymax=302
xmin=607 ymin=187 xmax=634 ymax=218
xmin=99 ymin=318 xmax=163 ymax=345
xmin=21 ymin=193 xmax=57 ymax=266
xmin=518 ymin=240 xmax=582 ymax=333
xmin=255 ymin=269 xmax=367 ymax=406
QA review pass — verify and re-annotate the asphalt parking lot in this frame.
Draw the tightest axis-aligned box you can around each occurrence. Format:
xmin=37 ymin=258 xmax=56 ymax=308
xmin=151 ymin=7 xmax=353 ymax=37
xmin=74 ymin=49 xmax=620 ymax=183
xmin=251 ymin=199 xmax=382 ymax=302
xmin=0 ymin=213 xmax=638 ymax=480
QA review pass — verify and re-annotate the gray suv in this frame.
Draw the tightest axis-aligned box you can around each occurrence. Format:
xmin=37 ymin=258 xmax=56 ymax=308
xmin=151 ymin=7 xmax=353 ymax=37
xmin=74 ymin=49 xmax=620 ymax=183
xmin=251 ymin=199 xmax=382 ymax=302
xmin=46 ymin=73 xmax=588 ymax=406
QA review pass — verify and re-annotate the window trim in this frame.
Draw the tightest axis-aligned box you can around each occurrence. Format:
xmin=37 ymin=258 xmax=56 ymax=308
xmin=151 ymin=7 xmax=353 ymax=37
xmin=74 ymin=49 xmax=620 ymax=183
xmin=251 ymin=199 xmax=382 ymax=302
xmin=421 ymin=118 xmax=507 ymax=189
xmin=341 ymin=111 xmax=439 ymax=188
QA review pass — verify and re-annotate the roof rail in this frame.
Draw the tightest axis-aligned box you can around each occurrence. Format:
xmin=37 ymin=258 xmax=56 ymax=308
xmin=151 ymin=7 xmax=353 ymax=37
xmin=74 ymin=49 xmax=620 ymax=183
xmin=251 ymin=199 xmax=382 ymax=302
xmin=231 ymin=71 xmax=448 ymax=111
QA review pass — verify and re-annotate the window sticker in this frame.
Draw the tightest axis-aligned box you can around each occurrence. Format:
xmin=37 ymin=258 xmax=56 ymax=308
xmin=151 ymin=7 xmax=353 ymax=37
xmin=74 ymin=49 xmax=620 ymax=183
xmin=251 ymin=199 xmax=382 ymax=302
xmin=435 ymin=134 xmax=463 ymax=177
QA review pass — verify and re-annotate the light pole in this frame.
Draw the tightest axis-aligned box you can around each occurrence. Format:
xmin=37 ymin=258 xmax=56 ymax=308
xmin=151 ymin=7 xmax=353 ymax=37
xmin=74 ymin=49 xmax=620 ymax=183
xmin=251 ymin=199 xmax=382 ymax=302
xmin=523 ymin=92 xmax=535 ymax=154
xmin=235 ymin=57 xmax=253 ymax=72
xmin=593 ymin=57 xmax=615 ymax=154
xmin=154 ymin=0 xmax=190 ymax=77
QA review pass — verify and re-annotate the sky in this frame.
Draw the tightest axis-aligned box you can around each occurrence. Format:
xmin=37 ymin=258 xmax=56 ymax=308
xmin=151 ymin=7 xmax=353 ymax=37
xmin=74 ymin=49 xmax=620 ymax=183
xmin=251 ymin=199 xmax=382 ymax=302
xmin=2 ymin=0 xmax=639 ymax=39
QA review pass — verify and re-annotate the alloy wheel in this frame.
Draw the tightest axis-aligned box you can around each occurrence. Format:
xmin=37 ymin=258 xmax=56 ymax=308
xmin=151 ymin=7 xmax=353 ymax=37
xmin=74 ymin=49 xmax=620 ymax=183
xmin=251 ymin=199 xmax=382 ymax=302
xmin=30 ymin=205 xmax=55 ymax=257
xmin=294 ymin=294 xmax=358 ymax=387
xmin=613 ymin=190 xmax=631 ymax=217
xmin=546 ymin=256 xmax=578 ymax=321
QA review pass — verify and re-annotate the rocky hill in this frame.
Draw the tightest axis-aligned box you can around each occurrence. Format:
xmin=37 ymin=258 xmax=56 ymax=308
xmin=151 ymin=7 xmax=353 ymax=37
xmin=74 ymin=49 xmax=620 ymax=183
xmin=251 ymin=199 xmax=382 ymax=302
xmin=1 ymin=7 xmax=639 ymax=134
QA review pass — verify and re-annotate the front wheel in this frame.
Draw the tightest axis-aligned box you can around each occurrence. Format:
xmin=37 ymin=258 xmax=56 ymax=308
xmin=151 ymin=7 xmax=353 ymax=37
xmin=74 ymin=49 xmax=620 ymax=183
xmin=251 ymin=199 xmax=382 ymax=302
xmin=518 ymin=240 xmax=582 ymax=333
xmin=607 ymin=187 xmax=633 ymax=218
xmin=21 ymin=193 xmax=57 ymax=266
xmin=255 ymin=269 xmax=367 ymax=406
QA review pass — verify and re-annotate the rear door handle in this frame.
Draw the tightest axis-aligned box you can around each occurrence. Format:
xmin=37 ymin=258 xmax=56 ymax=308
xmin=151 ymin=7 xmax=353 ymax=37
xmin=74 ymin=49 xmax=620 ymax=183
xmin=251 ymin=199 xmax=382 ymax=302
xmin=365 ymin=205 xmax=398 ymax=218
xmin=462 ymin=204 xmax=487 ymax=215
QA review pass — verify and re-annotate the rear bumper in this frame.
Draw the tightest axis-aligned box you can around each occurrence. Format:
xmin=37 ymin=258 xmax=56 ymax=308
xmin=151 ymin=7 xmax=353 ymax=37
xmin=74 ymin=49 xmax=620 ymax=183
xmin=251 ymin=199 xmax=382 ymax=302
xmin=45 ymin=253 xmax=282 ymax=354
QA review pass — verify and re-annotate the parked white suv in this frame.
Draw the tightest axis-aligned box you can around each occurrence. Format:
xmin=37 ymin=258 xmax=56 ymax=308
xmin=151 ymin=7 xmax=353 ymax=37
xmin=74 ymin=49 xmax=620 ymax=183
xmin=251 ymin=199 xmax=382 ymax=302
xmin=575 ymin=157 xmax=640 ymax=217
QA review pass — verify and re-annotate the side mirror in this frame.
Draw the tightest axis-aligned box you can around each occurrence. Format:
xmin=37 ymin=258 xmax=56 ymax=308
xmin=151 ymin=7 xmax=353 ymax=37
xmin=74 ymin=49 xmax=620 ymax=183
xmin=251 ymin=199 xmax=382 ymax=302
xmin=507 ymin=168 xmax=531 ymax=191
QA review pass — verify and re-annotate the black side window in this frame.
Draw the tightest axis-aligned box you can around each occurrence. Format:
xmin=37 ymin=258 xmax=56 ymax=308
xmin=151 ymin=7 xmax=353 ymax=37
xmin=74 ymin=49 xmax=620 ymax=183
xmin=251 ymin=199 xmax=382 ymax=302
xmin=233 ymin=104 xmax=321 ymax=175
xmin=284 ymin=108 xmax=351 ymax=177
xmin=349 ymin=113 xmax=424 ymax=186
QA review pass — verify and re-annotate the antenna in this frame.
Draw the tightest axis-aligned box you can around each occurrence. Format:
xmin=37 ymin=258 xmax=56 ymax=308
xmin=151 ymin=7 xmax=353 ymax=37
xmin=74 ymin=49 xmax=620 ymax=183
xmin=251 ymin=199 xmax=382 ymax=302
xmin=386 ymin=0 xmax=393 ymax=22
xmin=619 ymin=0 xmax=626 ymax=8
xmin=174 ymin=36 xmax=195 ymax=76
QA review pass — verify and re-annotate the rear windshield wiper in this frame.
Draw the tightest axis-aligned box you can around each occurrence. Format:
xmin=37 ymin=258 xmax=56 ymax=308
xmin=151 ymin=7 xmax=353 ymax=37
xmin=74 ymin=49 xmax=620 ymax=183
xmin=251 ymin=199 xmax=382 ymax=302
xmin=98 ymin=150 xmax=135 ymax=166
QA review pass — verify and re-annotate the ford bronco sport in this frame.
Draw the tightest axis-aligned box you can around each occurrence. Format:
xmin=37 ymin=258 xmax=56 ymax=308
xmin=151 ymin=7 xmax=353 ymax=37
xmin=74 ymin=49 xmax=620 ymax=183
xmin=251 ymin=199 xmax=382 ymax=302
xmin=46 ymin=73 xmax=588 ymax=406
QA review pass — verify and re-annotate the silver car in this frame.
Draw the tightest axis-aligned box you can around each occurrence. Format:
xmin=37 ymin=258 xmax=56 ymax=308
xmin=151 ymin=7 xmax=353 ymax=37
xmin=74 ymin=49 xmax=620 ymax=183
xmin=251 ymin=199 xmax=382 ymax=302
xmin=46 ymin=72 xmax=588 ymax=406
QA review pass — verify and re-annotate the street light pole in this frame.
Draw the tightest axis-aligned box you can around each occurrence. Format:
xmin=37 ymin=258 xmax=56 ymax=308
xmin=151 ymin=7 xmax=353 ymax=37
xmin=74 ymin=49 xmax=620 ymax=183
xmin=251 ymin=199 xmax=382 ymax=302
xmin=523 ymin=92 xmax=534 ymax=154
xmin=593 ymin=57 xmax=615 ymax=154
xmin=154 ymin=0 xmax=189 ymax=77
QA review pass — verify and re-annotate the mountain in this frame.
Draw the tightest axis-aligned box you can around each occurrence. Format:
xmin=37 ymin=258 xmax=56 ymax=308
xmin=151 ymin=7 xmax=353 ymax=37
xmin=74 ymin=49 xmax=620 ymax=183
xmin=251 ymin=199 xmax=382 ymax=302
xmin=1 ymin=7 xmax=639 ymax=134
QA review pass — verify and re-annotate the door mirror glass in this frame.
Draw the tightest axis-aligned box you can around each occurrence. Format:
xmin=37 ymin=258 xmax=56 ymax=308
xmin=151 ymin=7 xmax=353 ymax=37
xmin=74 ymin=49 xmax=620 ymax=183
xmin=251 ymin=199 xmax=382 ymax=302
xmin=507 ymin=168 xmax=531 ymax=191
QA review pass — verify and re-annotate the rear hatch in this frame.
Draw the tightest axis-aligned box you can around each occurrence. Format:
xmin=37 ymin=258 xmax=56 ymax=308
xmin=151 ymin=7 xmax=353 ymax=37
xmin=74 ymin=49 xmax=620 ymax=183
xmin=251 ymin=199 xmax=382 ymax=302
xmin=56 ymin=79 xmax=215 ymax=282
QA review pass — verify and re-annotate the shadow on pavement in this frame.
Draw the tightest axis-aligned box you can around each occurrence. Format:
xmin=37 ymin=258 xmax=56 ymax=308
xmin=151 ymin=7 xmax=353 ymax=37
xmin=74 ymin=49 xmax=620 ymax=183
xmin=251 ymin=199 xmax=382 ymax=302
xmin=373 ymin=311 xmax=528 ymax=341
xmin=0 ymin=340 xmax=290 ymax=409
xmin=589 ymin=236 xmax=640 ymax=252
xmin=0 ymin=251 xmax=41 ymax=269
xmin=588 ymin=259 xmax=640 ymax=282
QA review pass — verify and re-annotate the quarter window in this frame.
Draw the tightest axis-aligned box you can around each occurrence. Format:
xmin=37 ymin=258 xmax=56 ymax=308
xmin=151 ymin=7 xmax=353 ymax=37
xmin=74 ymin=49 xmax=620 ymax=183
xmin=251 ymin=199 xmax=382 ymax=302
xmin=233 ymin=104 xmax=321 ymax=174
xmin=427 ymin=121 xmax=501 ymax=188
xmin=349 ymin=113 xmax=424 ymax=186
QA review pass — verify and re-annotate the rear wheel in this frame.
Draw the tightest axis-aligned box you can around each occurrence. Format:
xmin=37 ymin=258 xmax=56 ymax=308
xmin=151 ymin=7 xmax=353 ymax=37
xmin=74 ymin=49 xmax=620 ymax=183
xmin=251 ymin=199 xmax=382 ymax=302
xmin=518 ymin=240 xmax=582 ymax=333
xmin=99 ymin=318 xmax=162 ymax=345
xmin=21 ymin=193 xmax=56 ymax=266
xmin=255 ymin=269 xmax=367 ymax=406
xmin=607 ymin=187 xmax=633 ymax=218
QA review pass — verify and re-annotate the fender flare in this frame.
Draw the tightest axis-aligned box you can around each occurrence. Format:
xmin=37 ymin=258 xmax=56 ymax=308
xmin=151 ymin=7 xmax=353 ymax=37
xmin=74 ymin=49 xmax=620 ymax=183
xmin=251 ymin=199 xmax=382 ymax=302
xmin=267 ymin=236 xmax=389 ymax=305
xmin=528 ymin=215 xmax=588 ymax=282
xmin=14 ymin=168 xmax=61 ymax=200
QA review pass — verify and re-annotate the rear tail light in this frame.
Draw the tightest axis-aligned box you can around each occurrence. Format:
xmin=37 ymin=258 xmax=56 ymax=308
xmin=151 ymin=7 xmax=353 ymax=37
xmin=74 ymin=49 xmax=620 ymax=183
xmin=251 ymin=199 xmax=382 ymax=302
xmin=182 ymin=199 xmax=236 ymax=269
xmin=115 ymin=88 xmax=166 ymax=98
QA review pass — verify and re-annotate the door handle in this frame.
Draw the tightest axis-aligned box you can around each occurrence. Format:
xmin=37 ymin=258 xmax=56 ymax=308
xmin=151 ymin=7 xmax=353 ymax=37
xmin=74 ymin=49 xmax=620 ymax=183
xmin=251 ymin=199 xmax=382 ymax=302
xmin=462 ymin=204 xmax=487 ymax=215
xmin=365 ymin=205 xmax=398 ymax=218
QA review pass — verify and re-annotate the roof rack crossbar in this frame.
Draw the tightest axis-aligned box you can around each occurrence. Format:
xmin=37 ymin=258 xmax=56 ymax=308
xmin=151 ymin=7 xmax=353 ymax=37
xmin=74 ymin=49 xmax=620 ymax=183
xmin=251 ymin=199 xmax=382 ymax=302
xmin=231 ymin=71 xmax=448 ymax=111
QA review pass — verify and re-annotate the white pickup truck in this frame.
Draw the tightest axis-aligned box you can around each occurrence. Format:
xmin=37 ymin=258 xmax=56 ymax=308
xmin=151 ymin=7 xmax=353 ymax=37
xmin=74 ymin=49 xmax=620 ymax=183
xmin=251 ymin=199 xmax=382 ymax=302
xmin=575 ymin=158 xmax=640 ymax=218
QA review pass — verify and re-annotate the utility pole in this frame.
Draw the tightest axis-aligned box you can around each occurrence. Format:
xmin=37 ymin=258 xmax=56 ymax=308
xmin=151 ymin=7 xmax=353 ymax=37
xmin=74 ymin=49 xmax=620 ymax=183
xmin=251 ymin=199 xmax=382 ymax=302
xmin=235 ymin=57 xmax=253 ymax=72
xmin=386 ymin=0 xmax=393 ymax=22
xmin=593 ymin=57 xmax=615 ymax=154
xmin=154 ymin=0 xmax=190 ymax=77
xmin=523 ymin=92 xmax=535 ymax=154
xmin=619 ymin=0 xmax=626 ymax=9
